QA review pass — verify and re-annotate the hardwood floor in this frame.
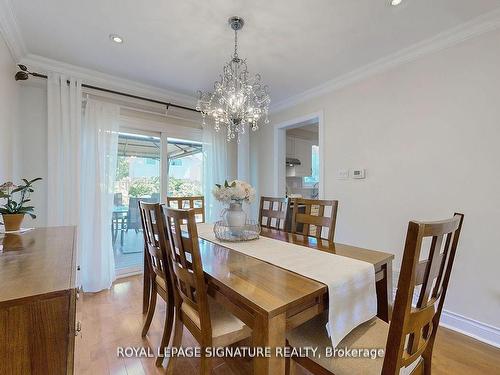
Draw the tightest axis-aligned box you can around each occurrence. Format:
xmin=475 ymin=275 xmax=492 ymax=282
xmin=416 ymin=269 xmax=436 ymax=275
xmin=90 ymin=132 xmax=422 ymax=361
xmin=75 ymin=276 xmax=500 ymax=375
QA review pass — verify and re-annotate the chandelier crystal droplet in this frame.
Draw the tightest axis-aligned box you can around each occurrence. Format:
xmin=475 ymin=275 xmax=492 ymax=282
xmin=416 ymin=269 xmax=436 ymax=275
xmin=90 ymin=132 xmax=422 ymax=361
xmin=196 ymin=16 xmax=271 ymax=142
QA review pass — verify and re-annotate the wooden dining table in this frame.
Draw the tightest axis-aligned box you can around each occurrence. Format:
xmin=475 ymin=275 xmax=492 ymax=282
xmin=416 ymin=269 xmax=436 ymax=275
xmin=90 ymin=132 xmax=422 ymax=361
xmin=142 ymin=227 xmax=394 ymax=375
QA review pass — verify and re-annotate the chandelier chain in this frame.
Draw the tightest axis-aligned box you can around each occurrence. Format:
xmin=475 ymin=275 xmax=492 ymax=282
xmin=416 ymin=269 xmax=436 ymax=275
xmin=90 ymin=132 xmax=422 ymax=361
xmin=234 ymin=29 xmax=238 ymax=59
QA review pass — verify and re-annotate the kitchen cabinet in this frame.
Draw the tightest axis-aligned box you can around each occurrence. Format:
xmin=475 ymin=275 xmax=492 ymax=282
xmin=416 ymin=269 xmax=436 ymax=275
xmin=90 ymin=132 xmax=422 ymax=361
xmin=286 ymin=136 xmax=314 ymax=177
xmin=286 ymin=136 xmax=295 ymax=158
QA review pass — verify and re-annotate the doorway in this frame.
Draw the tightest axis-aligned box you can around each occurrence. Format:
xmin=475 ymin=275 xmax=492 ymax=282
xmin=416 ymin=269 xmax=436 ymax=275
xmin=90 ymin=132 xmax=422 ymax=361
xmin=273 ymin=112 xmax=324 ymax=199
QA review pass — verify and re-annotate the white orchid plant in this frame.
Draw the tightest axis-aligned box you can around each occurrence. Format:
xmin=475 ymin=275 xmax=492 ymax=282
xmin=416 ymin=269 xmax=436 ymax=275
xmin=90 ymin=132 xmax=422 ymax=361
xmin=213 ymin=180 xmax=256 ymax=204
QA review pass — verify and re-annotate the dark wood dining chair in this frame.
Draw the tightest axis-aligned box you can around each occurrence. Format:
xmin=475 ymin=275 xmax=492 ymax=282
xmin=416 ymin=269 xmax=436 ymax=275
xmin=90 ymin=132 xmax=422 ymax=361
xmin=290 ymin=198 xmax=338 ymax=241
xmin=258 ymin=196 xmax=288 ymax=230
xmin=164 ymin=207 xmax=251 ymax=375
xmin=286 ymin=213 xmax=464 ymax=375
xmin=138 ymin=201 xmax=175 ymax=367
xmin=166 ymin=195 xmax=205 ymax=223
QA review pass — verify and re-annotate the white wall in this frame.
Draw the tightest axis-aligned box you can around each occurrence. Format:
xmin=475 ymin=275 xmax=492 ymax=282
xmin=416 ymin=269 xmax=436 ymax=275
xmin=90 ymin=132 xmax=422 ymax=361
xmin=0 ymin=33 xmax=18 ymax=182
xmin=252 ymin=29 xmax=500 ymax=331
xmin=14 ymin=82 xmax=48 ymax=226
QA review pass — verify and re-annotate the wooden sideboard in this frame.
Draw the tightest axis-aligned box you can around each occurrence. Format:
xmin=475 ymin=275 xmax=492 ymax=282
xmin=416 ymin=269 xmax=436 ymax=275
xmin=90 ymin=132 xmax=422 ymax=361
xmin=0 ymin=227 xmax=79 ymax=375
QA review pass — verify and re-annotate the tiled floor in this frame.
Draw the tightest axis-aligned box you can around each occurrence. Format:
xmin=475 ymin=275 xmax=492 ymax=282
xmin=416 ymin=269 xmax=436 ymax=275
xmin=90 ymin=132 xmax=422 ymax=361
xmin=75 ymin=276 xmax=500 ymax=375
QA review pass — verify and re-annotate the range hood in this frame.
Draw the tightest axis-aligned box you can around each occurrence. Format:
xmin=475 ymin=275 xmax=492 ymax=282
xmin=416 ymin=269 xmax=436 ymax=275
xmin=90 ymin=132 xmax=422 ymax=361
xmin=286 ymin=157 xmax=301 ymax=167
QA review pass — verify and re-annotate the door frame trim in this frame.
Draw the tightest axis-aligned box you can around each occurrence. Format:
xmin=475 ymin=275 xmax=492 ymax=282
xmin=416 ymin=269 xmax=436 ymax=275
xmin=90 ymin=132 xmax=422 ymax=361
xmin=273 ymin=111 xmax=325 ymax=199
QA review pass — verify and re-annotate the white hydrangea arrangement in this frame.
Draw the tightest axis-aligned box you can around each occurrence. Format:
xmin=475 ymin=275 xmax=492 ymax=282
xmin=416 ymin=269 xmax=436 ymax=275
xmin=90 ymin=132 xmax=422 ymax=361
xmin=213 ymin=180 xmax=256 ymax=204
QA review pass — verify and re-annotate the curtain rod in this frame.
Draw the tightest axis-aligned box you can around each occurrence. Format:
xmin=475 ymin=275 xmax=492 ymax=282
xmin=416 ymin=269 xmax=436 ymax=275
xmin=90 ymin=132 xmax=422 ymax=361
xmin=15 ymin=66 xmax=199 ymax=113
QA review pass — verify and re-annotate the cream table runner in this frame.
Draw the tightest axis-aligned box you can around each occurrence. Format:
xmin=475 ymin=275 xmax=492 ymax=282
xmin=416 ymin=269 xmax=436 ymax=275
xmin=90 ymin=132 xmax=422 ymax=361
xmin=196 ymin=223 xmax=377 ymax=347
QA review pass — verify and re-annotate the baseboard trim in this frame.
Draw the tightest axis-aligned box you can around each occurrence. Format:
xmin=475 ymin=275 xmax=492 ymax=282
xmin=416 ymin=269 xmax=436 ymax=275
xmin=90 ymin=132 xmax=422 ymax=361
xmin=439 ymin=310 xmax=500 ymax=349
xmin=115 ymin=267 xmax=142 ymax=279
xmin=392 ymin=271 xmax=500 ymax=349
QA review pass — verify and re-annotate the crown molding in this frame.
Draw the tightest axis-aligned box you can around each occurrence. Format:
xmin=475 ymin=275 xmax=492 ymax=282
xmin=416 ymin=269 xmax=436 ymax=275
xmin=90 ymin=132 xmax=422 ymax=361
xmin=0 ymin=0 xmax=197 ymax=109
xmin=271 ymin=8 xmax=500 ymax=114
xmin=20 ymin=53 xmax=198 ymax=108
xmin=0 ymin=0 xmax=27 ymax=61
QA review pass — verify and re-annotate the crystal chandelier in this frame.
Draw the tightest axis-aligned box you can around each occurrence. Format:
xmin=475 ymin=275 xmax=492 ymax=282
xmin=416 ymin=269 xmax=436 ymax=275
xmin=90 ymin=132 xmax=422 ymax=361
xmin=197 ymin=16 xmax=271 ymax=142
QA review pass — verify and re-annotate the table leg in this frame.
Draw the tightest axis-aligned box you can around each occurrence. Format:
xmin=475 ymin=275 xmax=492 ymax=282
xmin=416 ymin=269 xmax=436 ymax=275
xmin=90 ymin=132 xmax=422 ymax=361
xmin=376 ymin=261 xmax=393 ymax=323
xmin=111 ymin=213 xmax=117 ymax=245
xmin=120 ymin=218 xmax=124 ymax=247
xmin=253 ymin=313 xmax=286 ymax=375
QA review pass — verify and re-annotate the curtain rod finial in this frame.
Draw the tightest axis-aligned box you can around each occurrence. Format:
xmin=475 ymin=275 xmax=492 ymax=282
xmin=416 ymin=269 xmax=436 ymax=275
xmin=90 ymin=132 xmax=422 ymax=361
xmin=15 ymin=71 xmax=29 ymax=81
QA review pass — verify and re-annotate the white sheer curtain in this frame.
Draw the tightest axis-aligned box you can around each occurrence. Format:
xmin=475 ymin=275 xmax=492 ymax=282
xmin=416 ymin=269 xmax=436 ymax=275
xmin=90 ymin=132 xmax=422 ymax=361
xmin=47 ymin=73 xmax=82 ymax=226
xmin=80 ymin=99 xmax=120 ymax=292
xmin=202 ymin=126 xmax=231 ymax=223
xmin=47 ymin=74 xmax=119 ymax=292
xmin=237 ymin=131 xmax=250 ymax=181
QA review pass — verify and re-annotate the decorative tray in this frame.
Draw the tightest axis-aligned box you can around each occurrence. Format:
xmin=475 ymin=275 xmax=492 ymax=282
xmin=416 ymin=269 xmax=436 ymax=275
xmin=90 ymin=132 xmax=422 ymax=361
xmin=213 ymin=220 xmax=261 ymax=242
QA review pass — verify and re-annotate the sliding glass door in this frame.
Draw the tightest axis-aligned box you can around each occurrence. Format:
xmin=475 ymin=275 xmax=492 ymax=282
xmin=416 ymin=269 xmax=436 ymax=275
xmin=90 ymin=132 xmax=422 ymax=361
xmin=113 ymin=131 xmax=161 ymax=273
xmin=111 ymin=131 xmax=203 ymax=274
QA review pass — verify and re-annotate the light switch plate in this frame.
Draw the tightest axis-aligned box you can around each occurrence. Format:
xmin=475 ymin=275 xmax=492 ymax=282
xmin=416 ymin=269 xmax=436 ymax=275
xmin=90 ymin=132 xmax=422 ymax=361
xmin=337 ymin=169 xmax=349 ymax=179
xmin=352 ymin=168 xmax=366 ymax=179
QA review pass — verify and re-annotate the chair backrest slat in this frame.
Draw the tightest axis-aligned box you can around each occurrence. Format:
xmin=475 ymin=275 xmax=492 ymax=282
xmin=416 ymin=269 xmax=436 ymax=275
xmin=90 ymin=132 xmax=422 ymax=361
xmin=138 ymin=201 xmax=171 ymax=291
xmin=167 ymin=196 xmax=205 ymax=223
xmin=164 ymin=207 xmax=212 ymax=337
xmin=258 ymin=196 xmax=288 ymax=230
xmin=383 ymin=213 xmax=464 ymax=374
xmin=290 ymin=198 xmax=338 ymax=241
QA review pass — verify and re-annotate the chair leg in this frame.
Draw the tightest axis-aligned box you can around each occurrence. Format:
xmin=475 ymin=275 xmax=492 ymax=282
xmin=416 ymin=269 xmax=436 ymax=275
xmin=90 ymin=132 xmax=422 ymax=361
xmin=288 ymin=357 xmax=298 ymax=375
xmin=165 ymin=310 xmax=184 ymax=371
xmin=142 ymin=260 xmax=151 ymax=314
xmin=155 ymin=297 xmax=175 ymax=367
xmin=200 ymin=346 xmax=212 ymax=375
xmin=141 ymin=283 xmax=157 ymax=337
xmin=422 ymin=350 xmax=432 ymax=375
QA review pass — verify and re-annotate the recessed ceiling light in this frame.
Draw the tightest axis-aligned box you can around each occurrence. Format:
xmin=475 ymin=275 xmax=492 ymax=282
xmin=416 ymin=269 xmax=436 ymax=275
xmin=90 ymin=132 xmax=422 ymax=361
xmin=109 ymin=34 xmax=123 ymax=44
xmin=390 ymin=0 xmax=403 ymax=5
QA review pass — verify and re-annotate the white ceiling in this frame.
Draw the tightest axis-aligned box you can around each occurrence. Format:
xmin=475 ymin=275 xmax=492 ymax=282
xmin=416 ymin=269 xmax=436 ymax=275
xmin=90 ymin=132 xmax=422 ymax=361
xmin=10 ymin=0 xmax=500 ymax=104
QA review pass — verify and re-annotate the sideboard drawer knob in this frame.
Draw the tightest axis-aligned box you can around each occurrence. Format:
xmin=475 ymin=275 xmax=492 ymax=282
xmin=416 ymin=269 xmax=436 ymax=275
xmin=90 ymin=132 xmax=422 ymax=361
xmin=75 ymin=321 xmax=82 ymax=336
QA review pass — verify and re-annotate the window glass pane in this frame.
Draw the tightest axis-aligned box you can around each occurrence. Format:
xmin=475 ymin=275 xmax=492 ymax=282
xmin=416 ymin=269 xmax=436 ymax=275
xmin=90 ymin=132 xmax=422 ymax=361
xmin=113 ymin=132 xmax=160 ymax=271
xmin=167 ymin=138 xmax=203 ymax=197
